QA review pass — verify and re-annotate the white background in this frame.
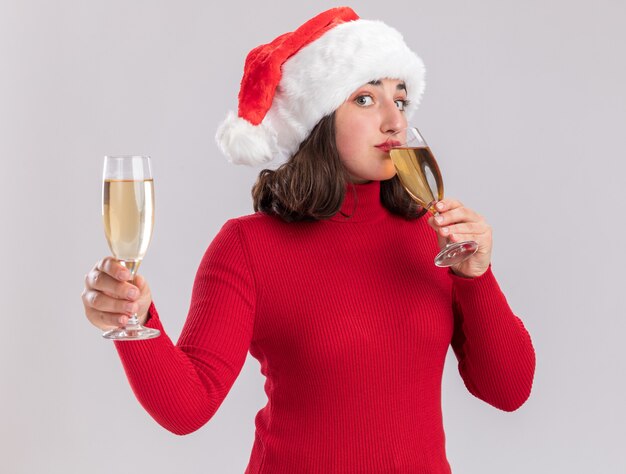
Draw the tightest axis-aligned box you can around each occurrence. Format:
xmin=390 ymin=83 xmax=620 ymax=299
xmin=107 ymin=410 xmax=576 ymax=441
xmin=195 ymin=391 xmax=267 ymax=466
xmin=1 ymin=0 xmax=624 ymax=472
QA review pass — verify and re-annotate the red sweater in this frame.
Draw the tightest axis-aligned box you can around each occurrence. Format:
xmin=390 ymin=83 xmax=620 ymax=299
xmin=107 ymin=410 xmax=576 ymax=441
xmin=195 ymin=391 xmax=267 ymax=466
xmin=115 ymin=180 xmax=535 ymax=473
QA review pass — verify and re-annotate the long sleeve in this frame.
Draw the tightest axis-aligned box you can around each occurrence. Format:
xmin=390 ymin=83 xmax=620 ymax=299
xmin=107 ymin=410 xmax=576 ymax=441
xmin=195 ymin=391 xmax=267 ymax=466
xmin=114 ymin=219 xmax=256 ymax=434
xmin=449 ymin=266 xmax=535 ymax=412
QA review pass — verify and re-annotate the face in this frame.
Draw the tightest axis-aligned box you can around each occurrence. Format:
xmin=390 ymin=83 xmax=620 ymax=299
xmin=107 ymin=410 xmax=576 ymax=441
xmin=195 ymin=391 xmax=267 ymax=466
xmin=334 ymin=78 xmax=409 ymax=183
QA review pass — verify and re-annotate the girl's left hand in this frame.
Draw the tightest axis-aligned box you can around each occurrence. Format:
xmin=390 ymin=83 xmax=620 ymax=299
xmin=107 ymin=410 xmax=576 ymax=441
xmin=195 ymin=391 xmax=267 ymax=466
xmin=427 ymin=198 xmax=492 ymax=279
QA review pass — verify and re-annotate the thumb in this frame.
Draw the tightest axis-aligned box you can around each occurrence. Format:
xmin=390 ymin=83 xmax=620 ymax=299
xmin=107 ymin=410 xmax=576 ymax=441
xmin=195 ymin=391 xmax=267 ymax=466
xmin=133 ymin=274 xmax=149 ymax=294
xmin=427 ymin=215 xmax=436 ymax=229
xmin=427 ymin=216 xmax=448 ymax=250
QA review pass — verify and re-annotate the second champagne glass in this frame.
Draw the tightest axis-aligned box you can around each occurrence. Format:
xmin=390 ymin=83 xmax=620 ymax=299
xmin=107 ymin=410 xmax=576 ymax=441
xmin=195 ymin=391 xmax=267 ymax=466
xmin=102 ymin=155 xmax=160 ymax=340
xmin=387 ymin=127 xmax=478 ymax=267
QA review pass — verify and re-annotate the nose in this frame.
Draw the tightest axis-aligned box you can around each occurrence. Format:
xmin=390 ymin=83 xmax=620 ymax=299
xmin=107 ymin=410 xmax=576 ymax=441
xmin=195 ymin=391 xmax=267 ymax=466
xmin=380 ymin=99 xmax=406 ymax=135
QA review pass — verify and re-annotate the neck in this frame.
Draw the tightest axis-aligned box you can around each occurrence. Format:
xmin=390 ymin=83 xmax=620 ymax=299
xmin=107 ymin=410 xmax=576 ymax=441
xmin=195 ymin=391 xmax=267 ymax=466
xmin=330 ymin=180 xmax=386 ymax=223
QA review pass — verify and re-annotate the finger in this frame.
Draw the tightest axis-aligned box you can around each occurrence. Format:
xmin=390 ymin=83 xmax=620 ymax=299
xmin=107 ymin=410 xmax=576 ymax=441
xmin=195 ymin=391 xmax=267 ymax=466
xmin=448 ymin=230 xmax=492 ymax=248
xmin=85 ymin=308 xmax=130 ymax=330
xmin=434 ymin=198 xmax=464 ymax=212
xmin=94 ymin=257 xmax=132 ymax=281
xmin=427 ymin=216 xmax=448 ymax=243
xmin=440 ymin=222 xmax=490 ymax=238
xmin=85 ymin=269 xmax=140 ymax=301
xmin=434 ymin=207 xmax=483 ymax=227
xmin=82 ymin=289 xmax=139 ymax=315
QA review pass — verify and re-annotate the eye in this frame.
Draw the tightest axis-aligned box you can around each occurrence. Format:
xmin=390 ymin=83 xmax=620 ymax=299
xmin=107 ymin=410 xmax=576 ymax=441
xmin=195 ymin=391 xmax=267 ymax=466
xmin=395 ymin=99 xmax=410 ymax=111
xmin=355 ymin=95 xmax=374 ymax=107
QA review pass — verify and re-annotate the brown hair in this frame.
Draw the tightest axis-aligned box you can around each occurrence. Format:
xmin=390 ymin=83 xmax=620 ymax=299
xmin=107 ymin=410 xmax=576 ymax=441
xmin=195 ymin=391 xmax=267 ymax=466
xmin=252 ymin=113 xmax=427 ymax=222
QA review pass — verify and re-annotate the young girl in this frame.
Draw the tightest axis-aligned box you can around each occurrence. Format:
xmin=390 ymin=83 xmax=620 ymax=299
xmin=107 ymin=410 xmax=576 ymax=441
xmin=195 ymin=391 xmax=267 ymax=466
xmin=82 ymin=7 xmax=535 ymax=473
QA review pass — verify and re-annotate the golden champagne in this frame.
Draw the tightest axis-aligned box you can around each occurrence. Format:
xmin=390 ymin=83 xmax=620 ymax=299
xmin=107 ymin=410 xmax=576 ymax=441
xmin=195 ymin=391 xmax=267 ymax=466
xmin=102 ymin=179 xmax=154 ymax=264
xmin=387 ymin=130 xmax=478 ymax=267
xmin=389 ymin=146 xmax=444 ymax=211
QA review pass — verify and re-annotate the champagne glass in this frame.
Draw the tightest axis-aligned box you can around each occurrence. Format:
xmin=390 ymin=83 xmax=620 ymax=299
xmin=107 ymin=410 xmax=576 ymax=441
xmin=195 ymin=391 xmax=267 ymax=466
xmin=101 ymin=156 xmax=160 ymax=340
xmin=387 ymin=127 xmax=478 ymax=267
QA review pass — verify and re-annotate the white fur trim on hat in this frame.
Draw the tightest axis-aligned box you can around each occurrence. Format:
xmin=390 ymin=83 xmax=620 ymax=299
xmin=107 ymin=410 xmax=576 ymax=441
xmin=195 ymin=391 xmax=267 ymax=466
xmin=216 ymin=111 xmax=279 ymax=165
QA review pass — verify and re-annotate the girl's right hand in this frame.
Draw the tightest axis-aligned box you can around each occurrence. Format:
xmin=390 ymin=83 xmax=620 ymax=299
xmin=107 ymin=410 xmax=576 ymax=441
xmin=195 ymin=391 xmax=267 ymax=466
xmin=81 ymin=257 xmax=152 ymax=331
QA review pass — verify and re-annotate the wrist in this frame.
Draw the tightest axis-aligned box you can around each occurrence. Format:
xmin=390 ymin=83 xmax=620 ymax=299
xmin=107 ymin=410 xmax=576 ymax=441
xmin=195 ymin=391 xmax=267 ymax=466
xmin=137 ymin=306 xmax=151 ymax=325
xmin=450 ymin=264 xmax=490 ymax=279
xmin=450 ymin=267 xmax=474 ymax=279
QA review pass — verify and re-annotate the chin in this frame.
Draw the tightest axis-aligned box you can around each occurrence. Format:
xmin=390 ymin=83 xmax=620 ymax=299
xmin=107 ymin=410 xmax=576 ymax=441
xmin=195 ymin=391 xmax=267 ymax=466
xmin=377 ymin=163 xmax=397 ymax=181
xmin=345 ymin=160 xmax=397 ymax=183
xmin=357 ymin=168 xmax=396 ymax=183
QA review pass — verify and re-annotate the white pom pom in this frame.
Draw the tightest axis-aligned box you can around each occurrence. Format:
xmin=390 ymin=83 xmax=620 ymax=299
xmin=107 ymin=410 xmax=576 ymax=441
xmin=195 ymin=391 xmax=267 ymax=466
xmin=215 ymin=112 xmax=279 ymax=166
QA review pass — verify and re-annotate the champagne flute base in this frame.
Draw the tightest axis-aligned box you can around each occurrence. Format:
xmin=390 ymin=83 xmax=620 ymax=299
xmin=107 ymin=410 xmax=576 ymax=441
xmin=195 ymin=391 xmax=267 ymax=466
xmin=434 ymin=240 xmax=478 ymax=268
xmin=102 ymin=326 xmax=160 ymax=341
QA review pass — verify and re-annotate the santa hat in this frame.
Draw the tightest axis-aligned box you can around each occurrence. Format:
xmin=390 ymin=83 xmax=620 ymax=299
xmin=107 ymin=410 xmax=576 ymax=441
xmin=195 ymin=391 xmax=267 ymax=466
xmin=216 ymin=7 xmax=426 ymax=166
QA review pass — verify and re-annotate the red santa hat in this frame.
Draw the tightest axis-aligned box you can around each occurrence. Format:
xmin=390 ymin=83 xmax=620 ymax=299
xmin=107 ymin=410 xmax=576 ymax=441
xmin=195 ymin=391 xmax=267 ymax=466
xmin=216 ymin=7 xmax=426 ymax=166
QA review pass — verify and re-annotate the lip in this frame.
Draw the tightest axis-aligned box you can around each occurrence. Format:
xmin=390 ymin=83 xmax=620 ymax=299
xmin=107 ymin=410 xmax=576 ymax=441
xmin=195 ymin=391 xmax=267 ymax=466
xmin=375 ymin=139 xmax=402 ymax=153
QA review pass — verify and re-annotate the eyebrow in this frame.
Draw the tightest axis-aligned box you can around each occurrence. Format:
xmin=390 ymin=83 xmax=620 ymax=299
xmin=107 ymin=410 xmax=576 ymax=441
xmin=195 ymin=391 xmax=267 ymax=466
xmin=367 ymin=80 xmax=407 ymax=91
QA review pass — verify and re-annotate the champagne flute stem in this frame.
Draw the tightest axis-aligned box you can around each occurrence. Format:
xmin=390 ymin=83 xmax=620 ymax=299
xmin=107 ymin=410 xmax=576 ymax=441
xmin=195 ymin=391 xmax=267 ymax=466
xmin=119 ymin=259 xmax=141 ymax=327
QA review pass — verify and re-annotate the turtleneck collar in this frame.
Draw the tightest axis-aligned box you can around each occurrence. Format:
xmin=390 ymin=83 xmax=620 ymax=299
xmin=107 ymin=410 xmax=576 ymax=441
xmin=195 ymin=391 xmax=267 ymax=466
xmin=330 ymin=180 xmax=387 ymax=223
